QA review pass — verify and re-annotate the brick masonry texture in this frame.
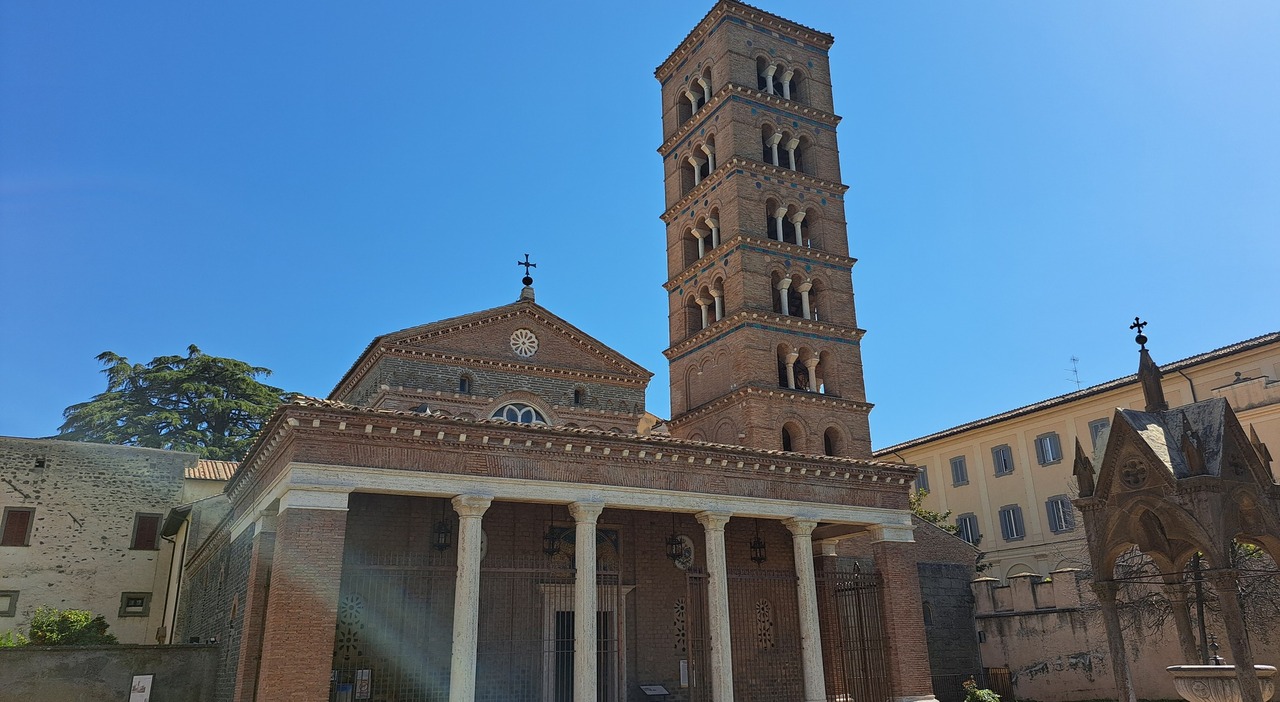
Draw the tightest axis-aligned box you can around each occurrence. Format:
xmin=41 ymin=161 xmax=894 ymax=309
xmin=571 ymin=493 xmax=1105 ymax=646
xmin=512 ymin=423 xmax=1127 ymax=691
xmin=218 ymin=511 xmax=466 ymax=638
xmin=0 ymin=437 xmax=192 ymax=644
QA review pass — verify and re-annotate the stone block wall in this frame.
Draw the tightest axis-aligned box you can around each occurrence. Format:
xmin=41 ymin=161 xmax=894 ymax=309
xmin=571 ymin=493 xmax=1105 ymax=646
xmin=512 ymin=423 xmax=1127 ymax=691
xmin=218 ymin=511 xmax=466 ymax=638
xmin=0 ymin=643 xmax=219 ymax=702
xmin=0 ymin=437 xmax=193 ymax=644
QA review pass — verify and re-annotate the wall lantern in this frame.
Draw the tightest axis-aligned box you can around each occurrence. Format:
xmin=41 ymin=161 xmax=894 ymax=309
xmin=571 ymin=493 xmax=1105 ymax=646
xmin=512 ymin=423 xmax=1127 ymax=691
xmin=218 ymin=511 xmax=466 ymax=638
xmin=750 ymin=518 xmax=767 ymax=565
xmin=666 ymin=513 xmax=684 ymax=561
xmin=543 ymin=505 xmax=562 ymax=557
xmin=432 ymin=518 xmax=452 ymax=552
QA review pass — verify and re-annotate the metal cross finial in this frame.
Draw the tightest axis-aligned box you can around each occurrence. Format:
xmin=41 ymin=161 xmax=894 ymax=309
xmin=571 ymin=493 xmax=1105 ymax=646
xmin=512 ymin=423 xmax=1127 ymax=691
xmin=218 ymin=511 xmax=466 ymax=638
xmin=1130 ymin=317 xmax=1149 ymax=349
xmin=517 ymin=254 xmax=537 ymax=286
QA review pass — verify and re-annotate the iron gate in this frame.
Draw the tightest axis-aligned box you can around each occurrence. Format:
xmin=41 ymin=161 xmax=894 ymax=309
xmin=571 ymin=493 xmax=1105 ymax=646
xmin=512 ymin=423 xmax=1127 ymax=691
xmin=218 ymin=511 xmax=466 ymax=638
xmin=817 ymin=562 xmax=891 ymax=702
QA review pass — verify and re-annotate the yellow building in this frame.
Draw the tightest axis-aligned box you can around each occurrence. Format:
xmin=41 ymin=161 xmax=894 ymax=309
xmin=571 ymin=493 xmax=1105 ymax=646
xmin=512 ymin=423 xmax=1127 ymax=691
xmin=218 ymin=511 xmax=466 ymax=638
xmin=875 ymin=331 xmax=1280 ymax=581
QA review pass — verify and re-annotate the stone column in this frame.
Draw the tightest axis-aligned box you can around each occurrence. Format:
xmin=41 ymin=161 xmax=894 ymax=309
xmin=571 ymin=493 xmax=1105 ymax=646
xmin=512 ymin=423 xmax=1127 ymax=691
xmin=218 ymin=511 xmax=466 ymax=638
xmin=772 ymin=205 xmax=788 ymax=240
xmin=804 ymin=357 xmax=819 ymax=391
xmin=702 ymin=143 xmax=716 ymax=171
xmin=767 ymin=133 xmax=783 ymax=167
xmin=1092 ymin=581 xmax=1135 ymax=702
xmin=785 ymin=137 xmax=800 ymax=171
xmin=784 ymin=518 xmax=827 ymax=702
xmin=693 ymin=228 xmax=708 ymax=258
xmin=785 ymin=352 xmax=799 ymax=389
xmin=255 ymin=490 xmax=350 ymax=702
xmin=449 ymin=495 xmax=493 ymax=702
xmin=697 ymin=297 xmax=711 ymax=329
xmin=711 ymin=289 xmax=723 ymax=321
xmin=697 ymin=511 xmax=735 ymax=702
xmin=777 ymin=277 xmax=792 ymax=315
xmin=780 ymin=69 xmax=794 ymax=99
xmin=796 ymin=281 xmax=813 ymax=319
xmin=686 ymin=90 xmax=701 ymax=112
xmin=1206 ymin=569 xmax=1263 ymax=702
xmin=697 ymin=76 xmax=711 ymax=104
xmin=870 ymin=527 xmax=940 ymax=702
xmin=1161 ymin=579 xmax=1200 ymax=664
xmin=762 ymin=63 xmax=777 ymax=94
xmin=705 ymin=217 xmax=720 ymax=248
xmin=569 ymin=502 xmax=604 ymax=702
xmin=233 ymin=513 xmax=277 ymax=702
xmin=688 ymin=156 xmax=706 ymax=186
xmin=789 ymin=211 xmax=805 ymax=245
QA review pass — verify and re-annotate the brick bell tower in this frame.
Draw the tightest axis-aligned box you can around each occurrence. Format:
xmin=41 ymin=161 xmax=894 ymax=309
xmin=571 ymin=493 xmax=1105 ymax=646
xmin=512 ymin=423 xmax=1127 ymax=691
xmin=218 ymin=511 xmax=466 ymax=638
xmin=657 ymin=1 xmax=873 ymax=458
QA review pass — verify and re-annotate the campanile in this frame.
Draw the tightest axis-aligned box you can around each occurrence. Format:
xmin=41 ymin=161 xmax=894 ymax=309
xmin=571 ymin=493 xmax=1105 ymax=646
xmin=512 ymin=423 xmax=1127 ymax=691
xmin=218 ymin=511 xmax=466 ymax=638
xmin=656 ymin=1 xmax=873 ymax=457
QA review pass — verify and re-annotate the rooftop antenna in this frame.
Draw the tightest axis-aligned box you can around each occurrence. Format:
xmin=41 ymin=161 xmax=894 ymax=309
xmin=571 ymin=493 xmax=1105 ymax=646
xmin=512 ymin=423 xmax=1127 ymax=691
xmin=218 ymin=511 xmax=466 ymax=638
xmin=1066 ymin=356 xmax=1081 ymax=390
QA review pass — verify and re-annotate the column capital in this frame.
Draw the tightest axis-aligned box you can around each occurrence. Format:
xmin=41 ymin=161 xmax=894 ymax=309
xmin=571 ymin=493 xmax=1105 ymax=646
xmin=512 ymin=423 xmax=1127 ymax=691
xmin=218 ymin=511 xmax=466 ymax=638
xmin=767 ymin=133 xmax=783 ymax=147
xmin=780 ymin=68 xmax=795 ymax=81
xmin=783 ymin=518 xmax=818 ymax=537
xmin=789 ymin=210 xmax=807 ymax=223
xmin=696 ymin=511 xmax=732 ymax=531
xmin=762 ymin=63 xmax=778 ymax=77
xmin=794 ymin=280 xmax=813 ymax=293
xmin=451 ymin=494 xmax=493 ymax=517
xmin=703 ymin=217 xmax=719 ymax=229
xmin=869 ymin=523 xmax=915 ymax=543
xmin=687 ymin=155 xmax=706 ymax=167
xmin=785 ymin=137 xmax=800 ymax=150
xmin=785 ymin=351 xmax=800 ymax=363
xmin=279 ymin=488 xmax=349 ymax=513
xmin=803 ymin=357 xmax=820 ymax=369
xmin=776 ymin=277 xmax=793 ymax=290
xmin=692 ymin=227 xmax=709 ymax=239
xmin=709 ymin=288 xmax=722 ymax=298
xmin=817 ymin=539 xmax=840 ymax=557
xmin=568 ymin=501 xmax=604 ymax=523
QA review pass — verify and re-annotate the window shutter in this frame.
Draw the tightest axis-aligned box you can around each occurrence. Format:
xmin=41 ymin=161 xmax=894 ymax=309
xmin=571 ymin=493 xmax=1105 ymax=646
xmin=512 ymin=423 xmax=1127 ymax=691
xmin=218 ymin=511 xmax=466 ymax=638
xmin=1035 ymin=438 xmax=1046 ymax=465
xmin=999 ymin=510 xmax=1010 ymax=540
xmin=1046 ymin=499 xmax=1060 ymax=532
xmin=1014 ymin=506 xmax=1024 ymax=538
xmin=1061 ymin=500 xmax=1075 ymax=530
xmin=2 ymin=510 xmax=31 ymax=546
xmin=133 ymin=515 xmax=159 ymax=550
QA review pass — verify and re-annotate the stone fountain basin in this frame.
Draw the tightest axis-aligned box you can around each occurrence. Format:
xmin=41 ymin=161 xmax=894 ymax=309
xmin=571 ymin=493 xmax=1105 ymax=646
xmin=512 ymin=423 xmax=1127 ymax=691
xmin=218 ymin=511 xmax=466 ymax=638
xmin=1167 ymin=665 xmax=1277 ymax=702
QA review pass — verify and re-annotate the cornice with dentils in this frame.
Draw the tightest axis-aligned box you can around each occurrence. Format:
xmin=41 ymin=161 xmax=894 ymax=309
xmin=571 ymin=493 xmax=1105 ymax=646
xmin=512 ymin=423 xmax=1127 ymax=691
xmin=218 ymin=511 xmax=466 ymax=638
xmin=655 ymin=0 xmax=834 ymax=82
xmin=660 ymin=157 xmax=848 ymax=224
xmin=658 ymin=83 xmax=841 ymax=158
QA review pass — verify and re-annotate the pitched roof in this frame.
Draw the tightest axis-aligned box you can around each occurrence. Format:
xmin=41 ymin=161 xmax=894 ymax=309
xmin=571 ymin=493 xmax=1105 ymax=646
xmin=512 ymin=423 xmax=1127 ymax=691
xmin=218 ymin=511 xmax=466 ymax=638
xmin=1116 ymin=398 xmax=1231 ymax=480
xmin=188 ymin=459 xmax=238 ymax=481
xmin=875 ymin=331 xmax=1280 ymax=456
xmin=328 ymin=294 xmax=652 ymax=400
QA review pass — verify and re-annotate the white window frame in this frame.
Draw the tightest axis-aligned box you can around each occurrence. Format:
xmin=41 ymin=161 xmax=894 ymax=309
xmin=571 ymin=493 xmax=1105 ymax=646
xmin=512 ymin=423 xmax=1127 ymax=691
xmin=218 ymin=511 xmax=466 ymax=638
xmin=956 ymin=513 xmax=979 ymax=545
xmin=992 ymin=445 xmax=1015 ymax=476
xmin=1046 ymin=495 xmax=1076 ymax=533
xmin=998 ymin=505 xmax=1024 ymax=541
xmin=1035 ymin=432 xmax=1062 ymax=465
xmin=1089 ymin=419 xmax=1111 ymax=449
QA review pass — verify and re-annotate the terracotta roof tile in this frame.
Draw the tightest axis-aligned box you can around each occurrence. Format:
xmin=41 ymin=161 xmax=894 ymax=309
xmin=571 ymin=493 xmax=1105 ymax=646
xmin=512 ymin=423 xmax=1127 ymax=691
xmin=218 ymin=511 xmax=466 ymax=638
xmin=188 ymin=459 xmax=238 ymax=481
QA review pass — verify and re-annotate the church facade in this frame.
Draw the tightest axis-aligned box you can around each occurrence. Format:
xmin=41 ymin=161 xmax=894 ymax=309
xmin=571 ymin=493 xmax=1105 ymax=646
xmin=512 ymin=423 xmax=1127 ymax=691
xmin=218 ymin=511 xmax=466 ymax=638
xmin=177 ymin=4 xmax=963 ymax=702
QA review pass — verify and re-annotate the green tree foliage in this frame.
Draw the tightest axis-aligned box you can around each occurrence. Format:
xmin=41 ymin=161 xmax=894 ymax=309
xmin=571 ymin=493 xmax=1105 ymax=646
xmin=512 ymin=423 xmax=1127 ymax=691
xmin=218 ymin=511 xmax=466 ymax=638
xmin=962 ymin=678 xmax=1000 ymax=702
xmin=910 ymin=488 xmax=958 ymax=534
xmin=59 ymin=345 xmax=292 ymax=460
xmin=7 ymin=607 xmax=120 ymax=646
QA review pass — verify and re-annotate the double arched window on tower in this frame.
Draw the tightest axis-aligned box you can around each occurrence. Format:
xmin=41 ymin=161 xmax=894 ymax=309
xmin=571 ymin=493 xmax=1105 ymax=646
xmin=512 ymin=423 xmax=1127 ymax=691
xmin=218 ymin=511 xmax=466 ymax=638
xmin=775 ymin=343 xmax=837 ymax=396
xmin=770 ymin=271 xmax=824 ymax=321
xmin=685 ymin=278 xmax=726 ymax=335
xmin=680 ymin=136 xmax=717 ymax=194
xmin=761 ymin=125 xmax=809 ymax=174
xmin=756 ymin=57 xmax=802 ymax=103
xmin=679 ymin=66 xmax=714 ymax=124
xmin=682 ymin=209 xmax=721 ymax=267
xmin=764 ymin=200 xmax=819 ymax=249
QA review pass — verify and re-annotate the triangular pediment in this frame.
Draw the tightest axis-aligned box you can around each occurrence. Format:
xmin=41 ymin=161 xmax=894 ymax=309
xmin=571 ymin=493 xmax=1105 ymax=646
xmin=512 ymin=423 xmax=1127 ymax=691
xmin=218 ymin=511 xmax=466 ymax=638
xmin=330 ymin=297 xmax=652 ymax=401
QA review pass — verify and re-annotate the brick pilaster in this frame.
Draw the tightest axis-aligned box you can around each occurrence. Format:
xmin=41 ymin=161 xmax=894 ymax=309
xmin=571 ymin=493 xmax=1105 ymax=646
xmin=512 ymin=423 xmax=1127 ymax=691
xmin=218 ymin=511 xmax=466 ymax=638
xmin=255 ymin=503 xmax=348 ymax=702
xmin=233 ymin=522 xmax=276 ymax=702
xmin=872 ymin=538 xmax=936 ymax=701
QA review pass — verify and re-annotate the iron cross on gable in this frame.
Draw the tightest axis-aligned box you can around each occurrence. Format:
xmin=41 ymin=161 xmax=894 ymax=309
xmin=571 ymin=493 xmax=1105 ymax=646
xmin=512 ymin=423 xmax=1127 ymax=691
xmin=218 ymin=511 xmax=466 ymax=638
xmin=517 ymin=254 xmax=537 ymax=286
xmin=1130 ymin=317 xmax=1149 ymax=349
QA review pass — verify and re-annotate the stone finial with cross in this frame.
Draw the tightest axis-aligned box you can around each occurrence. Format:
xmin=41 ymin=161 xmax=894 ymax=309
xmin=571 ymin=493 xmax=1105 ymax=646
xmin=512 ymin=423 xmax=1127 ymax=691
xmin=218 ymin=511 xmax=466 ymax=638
xmin=1130 ymin=317 xmax=1149 ymax=349
xmin=517 ymin=254 xmax=537 ymax=287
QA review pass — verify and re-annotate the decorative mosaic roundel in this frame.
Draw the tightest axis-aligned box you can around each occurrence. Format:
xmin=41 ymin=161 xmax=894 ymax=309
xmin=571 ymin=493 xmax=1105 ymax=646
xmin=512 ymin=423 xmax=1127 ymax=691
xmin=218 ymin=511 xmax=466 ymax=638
xmin=1121 ymin=459 xmax=1149 ymax=489
xmin=510 ymin=328 xmax=538 ymax=357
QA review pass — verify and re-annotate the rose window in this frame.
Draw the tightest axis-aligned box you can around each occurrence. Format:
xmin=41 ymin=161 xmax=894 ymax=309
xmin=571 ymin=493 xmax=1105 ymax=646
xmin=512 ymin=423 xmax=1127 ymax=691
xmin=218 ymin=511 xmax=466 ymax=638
xmin=510 ymin=328 xmax=539 ymax=358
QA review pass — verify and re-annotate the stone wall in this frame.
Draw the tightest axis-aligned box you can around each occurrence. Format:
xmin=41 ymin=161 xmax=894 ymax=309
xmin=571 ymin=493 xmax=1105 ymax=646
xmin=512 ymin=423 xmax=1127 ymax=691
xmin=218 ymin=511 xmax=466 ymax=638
xmin=0 ymin=643 xmax=218 ymax=702
xmin=0 ymin=437 xmax=194 ymax=644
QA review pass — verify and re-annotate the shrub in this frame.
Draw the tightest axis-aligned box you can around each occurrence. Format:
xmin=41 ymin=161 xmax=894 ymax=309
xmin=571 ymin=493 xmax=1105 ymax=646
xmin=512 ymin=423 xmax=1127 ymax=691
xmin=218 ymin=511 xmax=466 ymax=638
xmin=0 ymin=631 xmax=28 ymax=647
xmin=963 ymin=677 xmax=1001 ymax=702
xmin=25 ymin=607 xmax=118 ymax=646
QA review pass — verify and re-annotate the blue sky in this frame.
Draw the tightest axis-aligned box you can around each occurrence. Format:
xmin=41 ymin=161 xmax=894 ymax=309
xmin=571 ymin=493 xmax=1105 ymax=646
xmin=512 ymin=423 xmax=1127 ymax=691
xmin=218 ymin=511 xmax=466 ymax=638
xmin=2 ymin=1 xmax=1277 ymax=448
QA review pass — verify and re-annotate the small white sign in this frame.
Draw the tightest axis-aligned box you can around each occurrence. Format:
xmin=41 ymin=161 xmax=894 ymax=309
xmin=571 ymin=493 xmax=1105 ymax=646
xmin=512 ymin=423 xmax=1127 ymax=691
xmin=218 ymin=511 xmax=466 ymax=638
xmin=680 ymin=659 xmax=689 ymax=687
xmin=640 ymin=684 xmax=670 ymax=696
xmin=129 ymin=674 xmax=154 ymax=702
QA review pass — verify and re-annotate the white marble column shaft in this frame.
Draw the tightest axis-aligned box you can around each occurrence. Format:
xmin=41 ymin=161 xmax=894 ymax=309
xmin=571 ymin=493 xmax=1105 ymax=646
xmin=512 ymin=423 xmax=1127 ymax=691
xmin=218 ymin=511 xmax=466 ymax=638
xmin=697 ymin=511 xmax=735 ymax=702
xmin=784 ymin=518 xmax=827 ymax=702
xmin=569 ymin=502 xmax=604 ymax=702
xmin=448 ymin=494 xmax=492 ymax=702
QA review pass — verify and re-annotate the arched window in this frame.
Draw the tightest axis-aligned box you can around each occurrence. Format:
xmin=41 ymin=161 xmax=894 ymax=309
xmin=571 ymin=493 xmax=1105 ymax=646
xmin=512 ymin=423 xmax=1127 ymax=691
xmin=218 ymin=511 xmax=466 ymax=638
xmin=573 ymin=388 xmax=585 ymax=406
xmin=459 ymin=374 xmax=473 ymax=394
xmin=781 ymin=427 xmax=794 ymax=452
xmin=492 ymin=403 xmax=546 ymax=424
xmin=824 ymin=428 xmax=841 ymax=456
